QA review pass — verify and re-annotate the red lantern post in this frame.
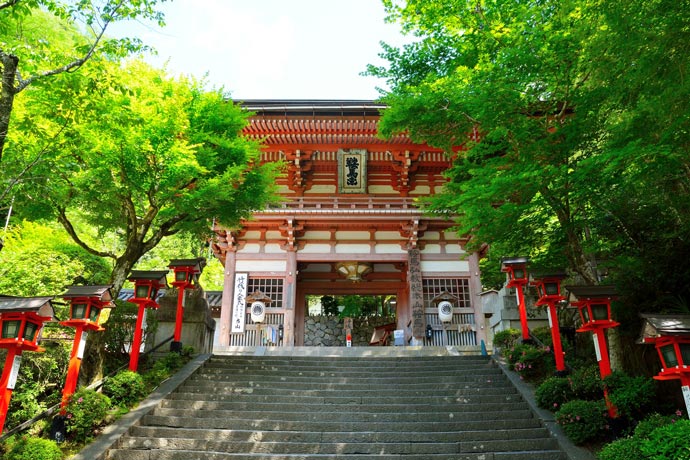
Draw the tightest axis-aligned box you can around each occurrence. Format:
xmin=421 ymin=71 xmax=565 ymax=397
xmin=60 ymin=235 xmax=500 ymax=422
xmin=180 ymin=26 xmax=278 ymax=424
xmin=0 ymin=297 xmax=55 ymax=434
xmin=168 ymin=258 xmax=205 ymax=352
xmin=58 ymin=285 xmax=114 ymax=410
xmin=531 ymin=270 xmax=568 ymax=374
xmin=127 ymin=271 xmax=168 ymax=372
xmin=501 ymin=257 xmax=531 ymax=342
xmin=567 ymin=285 xmax=619 ymax=417
xmin=638 ymin=314 xmax=690 ymax=419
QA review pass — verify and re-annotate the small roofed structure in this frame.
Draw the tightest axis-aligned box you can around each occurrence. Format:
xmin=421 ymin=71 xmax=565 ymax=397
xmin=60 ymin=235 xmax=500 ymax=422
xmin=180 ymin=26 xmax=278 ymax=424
xmin=639 ymin=314 xmax=690 ymax=341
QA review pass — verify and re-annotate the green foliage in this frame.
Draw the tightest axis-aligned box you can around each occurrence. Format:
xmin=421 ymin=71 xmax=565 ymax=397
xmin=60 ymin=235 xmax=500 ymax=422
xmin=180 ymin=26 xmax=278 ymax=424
xmin=493 ymin=328 xmax=521 ymax=349
xmin=102 ymin=370 xmax=147 ymax=408
xmin=633 ymin=413 xmax=678 ymax=439
xmin=0 ymin=220 xmax=110 ymax=297
xmin=64 ymin=388 xmax=111 ymax=443
xmin=531 ymin=326 xmax=553 ymax=347
xmin=535 ymin=376 xmax=576 ymax=411
xmin=372 ymin=0 xmax=690 ymax=335
xmin=4 ymin=436 xmax=63 ymax=460
xmin=338 ymin=295 xmax=381 ymax=318
xmin=570 ymin=365 xmax=604 ymax=401
xmin=640 ymin=420 xmax=690 ymax=460
xmin=511 ymin=344 xmax=554 ymax=381
xmin=321 ymin=295 xmax=339 ymax=316
xmin=605 ymin=372 xmax=655 ymax=423
xmin=597 ymin=436 xmax=643 ymax=460
xmin=3 ymin=338 xmax=70 ymax=430
xmin=556 ymin=399 xmax=608 ymax=445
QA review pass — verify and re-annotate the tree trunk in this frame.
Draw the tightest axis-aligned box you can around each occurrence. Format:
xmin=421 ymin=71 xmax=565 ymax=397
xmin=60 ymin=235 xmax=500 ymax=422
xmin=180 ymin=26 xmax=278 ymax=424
xmin=80 ymin=245 xmax=148 ymax=384
xmin=0 ymin=51 xmax=19 ymax=163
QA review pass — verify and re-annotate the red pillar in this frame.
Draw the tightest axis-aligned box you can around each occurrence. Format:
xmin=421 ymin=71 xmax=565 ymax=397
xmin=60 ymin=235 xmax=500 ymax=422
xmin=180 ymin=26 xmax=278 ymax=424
xmin=60 ymin=326 xmax=86 ymax=411
xmin=548 ymin=304 xmax=566 ymax=373
xmin=129 ymin=303 xmax=147 ymax=372
xmin=593 ymin=328 xmax=617 ymax=417
xmin=173 ymin=286 xmax=186 ymax=344
xmin=0 ymin=348 xmax=21 ymax=434
xmin=515 ymin=284 xmax=530 ymax=341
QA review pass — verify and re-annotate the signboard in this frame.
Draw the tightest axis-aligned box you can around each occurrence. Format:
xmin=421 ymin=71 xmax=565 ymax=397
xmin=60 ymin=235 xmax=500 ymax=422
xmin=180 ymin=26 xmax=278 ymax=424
xmin=409 ymin=249 xmax=425 ymax=337
xmin=231 ymin=273 xmax=248 ymax=333
xmin=77 ymin=332 xmax=88 ymax=359
xmin=337 ymin=149 xmax=367 ymax=194
xmin=7 ymin=355 xmax=22 ymax=390
xmin=682 ymin=385 xmax=690 ymax=419
xmin=592 ymin=332 xmax=602 ymax=362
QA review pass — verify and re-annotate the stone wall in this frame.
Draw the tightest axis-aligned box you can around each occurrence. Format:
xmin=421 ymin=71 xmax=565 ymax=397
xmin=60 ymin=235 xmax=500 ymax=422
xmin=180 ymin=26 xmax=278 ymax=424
xmin=304 ymin=315 xmax=397 ymax=346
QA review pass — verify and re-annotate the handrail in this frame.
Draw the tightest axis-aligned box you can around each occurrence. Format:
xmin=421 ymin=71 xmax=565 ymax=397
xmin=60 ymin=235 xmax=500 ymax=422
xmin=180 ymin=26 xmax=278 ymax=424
xmin=0 ymin=335 xmax=174 ymax=442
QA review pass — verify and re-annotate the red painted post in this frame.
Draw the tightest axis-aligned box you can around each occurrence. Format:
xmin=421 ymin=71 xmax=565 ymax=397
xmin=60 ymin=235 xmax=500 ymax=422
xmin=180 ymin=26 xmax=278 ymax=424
xmin=173 ymin=286 xmax=185 ymax=345
xmin=129 ymin=302 xmax=147 ymax=372
xmin=548 ymin=303 xmax=566 ymax=373
xmin=0 ymin=348 xmax=20 ymax=433
xmin=60 ymin=326 xmax=86 ymax=410
xmin=515 ymin=285 xmax=530 ymax=342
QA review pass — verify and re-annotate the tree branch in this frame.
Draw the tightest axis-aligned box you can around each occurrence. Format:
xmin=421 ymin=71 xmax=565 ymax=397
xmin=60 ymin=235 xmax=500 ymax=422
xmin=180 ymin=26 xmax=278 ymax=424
xmin=56 ymin=206 xmax=117 ymax=259
xmin=0 ymin=1 xmax=20 ymax=11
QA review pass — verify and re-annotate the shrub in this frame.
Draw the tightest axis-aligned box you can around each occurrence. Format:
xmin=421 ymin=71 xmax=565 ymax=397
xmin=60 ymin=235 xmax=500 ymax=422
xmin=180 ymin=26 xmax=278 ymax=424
xmin=597 ymin=436 xmax=643 ymax=460
xmin=511 ymin=344 xmax=554 ymax=381
xmin=556 ymin=399 xmax=608 ymax=445
xmin=531 ymin=326 xmax=553 ymax=347
xmin=640 ymin=419 xmax=690 ymax=460
xmin=493 ymin=328 xmax=521 ymax=349
xmin=143 ymin=367 xmax=170 ymax=389
xmin=605 ymin=372 xmax=655 ymax=423
xmin=64 ymin=388 xmax=111 ymax=443
xmin=154 ymin=352 xmax=185 ymax=373
xmin=102 ymin=370 xmax=147 ymax=408
xmin=633 ymin=413 xmax=677 ymax=439
xmin=535 ymin=376 xmax=575 ymax=410
xmin=570 ymin=365 xmax=603 ymax=400
xmin=4 ymin=436 xmax=63 ymax=460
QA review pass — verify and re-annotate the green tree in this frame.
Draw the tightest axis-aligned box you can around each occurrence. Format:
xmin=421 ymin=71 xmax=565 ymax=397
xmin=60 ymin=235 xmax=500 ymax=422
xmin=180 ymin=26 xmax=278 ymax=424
xmin=0 ymin=0 xmax=166 ymax=163
xmin=9 ymin=58 xmax=280 ymax=294
xmin=370 ymin=0 xmax=690 ymax=287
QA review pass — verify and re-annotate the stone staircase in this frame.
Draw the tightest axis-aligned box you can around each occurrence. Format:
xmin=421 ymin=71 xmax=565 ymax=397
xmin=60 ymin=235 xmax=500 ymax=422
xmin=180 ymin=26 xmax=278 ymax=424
xmin=106 ymin=352 xmax=567 ymax=460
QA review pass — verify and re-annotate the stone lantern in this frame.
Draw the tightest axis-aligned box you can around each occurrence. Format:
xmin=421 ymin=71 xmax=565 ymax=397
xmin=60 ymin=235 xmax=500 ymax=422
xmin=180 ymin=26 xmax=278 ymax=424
xmin=0 ymin=296 xmax=55 ymax=433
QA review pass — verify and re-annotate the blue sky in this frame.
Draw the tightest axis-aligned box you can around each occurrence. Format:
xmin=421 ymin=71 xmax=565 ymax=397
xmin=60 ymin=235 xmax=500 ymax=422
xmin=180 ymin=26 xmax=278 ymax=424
xmin=110 ymin=0 xmax=408 ymax=100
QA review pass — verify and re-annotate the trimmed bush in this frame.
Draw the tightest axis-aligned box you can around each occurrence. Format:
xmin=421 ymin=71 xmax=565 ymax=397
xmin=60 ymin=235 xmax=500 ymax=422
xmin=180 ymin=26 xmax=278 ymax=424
xmin=605 ymin=372 xmax=655 ymax=423
xmin=493 ymin=328 xmax=521 ymax=349
xmin=640 ymin=419 xmax=690 ymax=460
xmin=570 ymin=365 xmax=603 ymax=400
xmin=531 ymin=326 xmax=553 ymax=347
xmin=633 ymin=413 xmax=677 ymax=439
xmin=5 ymin=436 xmax=63 ymax=460
xmin=597 ymin=436 xmax=643 ymax=460
xmin=535 ymin=376 xmax=575 ymax=410
xmin=102 ymin=370 xmax=147 ymax=408
xmin=556 ymin=399 xmax=608 ymax=445
xmin=64 ymin=388 xmax=111 ymax=443
xmin=511 ymin=344 xmax=554 ymax=381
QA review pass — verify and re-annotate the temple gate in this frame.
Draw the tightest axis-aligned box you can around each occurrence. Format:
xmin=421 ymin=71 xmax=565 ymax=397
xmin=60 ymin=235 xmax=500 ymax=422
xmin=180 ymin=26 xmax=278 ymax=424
xmin=211 ymin=100 xmax=485 ymax=351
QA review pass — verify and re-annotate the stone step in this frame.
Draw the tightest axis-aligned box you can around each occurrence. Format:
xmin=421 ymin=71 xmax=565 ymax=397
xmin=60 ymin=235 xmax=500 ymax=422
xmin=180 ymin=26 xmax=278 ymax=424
xmin=165 ymin=392 xmax=520 ymax=405
xmin=159 ymin=399 xmax=528 ymax=413
xmin=105 ymin=354 xmax=568 ymax=460
xmin=116 ymin=437 xmax=558 ymax=454
xmin=150 ymin=407 xmax=535 ymax=423
xmin=108 ymin=450 xmax=567 ymax=460
xmin=127 ymin=426 xmax=555 ymax=443
xmin=139 ymin=415 xmax=542 ymax=432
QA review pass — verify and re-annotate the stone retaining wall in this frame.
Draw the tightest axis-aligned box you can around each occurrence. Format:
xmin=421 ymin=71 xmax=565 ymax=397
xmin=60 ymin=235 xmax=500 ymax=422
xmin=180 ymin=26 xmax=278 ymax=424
xmin=304 ymin=315 xmax=397 ymax=346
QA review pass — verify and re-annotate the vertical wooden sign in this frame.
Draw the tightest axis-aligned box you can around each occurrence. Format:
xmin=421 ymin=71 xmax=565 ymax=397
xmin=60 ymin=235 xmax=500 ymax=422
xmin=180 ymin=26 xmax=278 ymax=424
xmin=408 ymin=249 xmax=425 ymax=338
xmin=231 ymin=273 xmax=248 ymax=333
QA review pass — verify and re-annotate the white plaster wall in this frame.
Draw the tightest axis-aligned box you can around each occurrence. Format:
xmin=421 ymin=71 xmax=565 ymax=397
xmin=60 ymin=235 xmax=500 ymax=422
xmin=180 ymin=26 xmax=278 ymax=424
xmin=303 ymin=231 xmax=331 ymax=240
xmin=410 ymin=185 xmax=431 ymax=195
xmin=375 ymin=231 xmax=401 ymax=240
xmin=368 ymin=185 xmax=397 ymax=194
xmin=240 ymin=243 xmax=261 ymax=253
xmin=335 ymin=244 xmax=371 ymax=254
xmin=375 ymin=244 xmax=406 ymax=254
xmin=336 ymin=231 xmax=370 ymax=240
xmin=421 ymin=260 xmax=470 ymax=273
xmin=235 ymin=260 xmax=287 ymax=272
xmin=300 ymin=243 xmax=333 ymax=253
xmin=421 ymin=244 xmax=441 ymax=254
xmin=308 ymin=185 xmax=336 ymax=194
xmin=265 ymin=244 xmax=284 ymax=254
